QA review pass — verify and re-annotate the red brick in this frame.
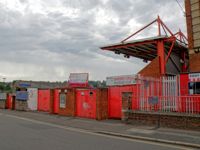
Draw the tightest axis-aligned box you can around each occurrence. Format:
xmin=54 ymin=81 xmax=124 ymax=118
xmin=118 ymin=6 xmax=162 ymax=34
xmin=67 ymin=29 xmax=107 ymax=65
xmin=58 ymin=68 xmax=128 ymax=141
xmin=190 ymin=53 xmax=200 ymax=72
xmin=185 ymin=0 xmax=194 ymax=49
xmin=58 ymin=88 xmax=76 ymax=117
xmin=96 ymin=88 xmax=108 ymax=120
xmin=138 ymin=57 xmax=161 ymax=78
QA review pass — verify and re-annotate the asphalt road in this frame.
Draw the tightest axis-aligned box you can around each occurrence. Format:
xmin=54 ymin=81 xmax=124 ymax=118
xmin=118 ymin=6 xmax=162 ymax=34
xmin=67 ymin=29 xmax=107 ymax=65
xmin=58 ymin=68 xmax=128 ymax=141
xmin=0 ymin=113 xmax=191 ymax=150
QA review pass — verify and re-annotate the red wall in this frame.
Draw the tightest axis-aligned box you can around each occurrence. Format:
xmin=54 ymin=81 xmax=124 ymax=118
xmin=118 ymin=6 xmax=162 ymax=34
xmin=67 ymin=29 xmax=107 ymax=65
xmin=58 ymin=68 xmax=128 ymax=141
xmin=53 ymin=89 xmax=59 ymax=114
xmin=180 ymin=74 xmax=189 ymax=96
xmin=108 ymin=85 xmax=137 ymax=119
xmin=76 ymin=89 xmax=96 ymax=119
xmin=138 ymin=57 xmax=161 ymax=78
xmin=58 ymin=88 xmax=76 ymax=117
xmin=6 ymin=94 xmax=12 ymax=109
xmin=38 ymin=89 xmax=50 ymax=112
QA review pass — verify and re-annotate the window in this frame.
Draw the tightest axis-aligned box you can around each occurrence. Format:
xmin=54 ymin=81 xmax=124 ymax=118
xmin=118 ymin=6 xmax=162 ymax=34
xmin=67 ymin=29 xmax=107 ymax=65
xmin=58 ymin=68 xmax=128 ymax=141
xmin=189 ymin=82 xmax=200 ymax=95
xmin=59 ymin=93 xmax=66 ymax=108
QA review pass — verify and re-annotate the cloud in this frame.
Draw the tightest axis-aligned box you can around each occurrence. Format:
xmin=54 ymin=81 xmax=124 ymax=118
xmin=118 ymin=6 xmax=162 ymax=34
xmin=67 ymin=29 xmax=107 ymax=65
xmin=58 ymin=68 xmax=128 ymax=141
xmin=0 ymin=0 xmax=186 ymax=81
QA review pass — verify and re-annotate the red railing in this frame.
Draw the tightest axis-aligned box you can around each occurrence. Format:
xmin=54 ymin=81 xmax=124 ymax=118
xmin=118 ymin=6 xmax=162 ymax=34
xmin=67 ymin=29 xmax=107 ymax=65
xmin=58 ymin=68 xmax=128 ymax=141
xmin=133 ymin=96 xmax=200 ymax=115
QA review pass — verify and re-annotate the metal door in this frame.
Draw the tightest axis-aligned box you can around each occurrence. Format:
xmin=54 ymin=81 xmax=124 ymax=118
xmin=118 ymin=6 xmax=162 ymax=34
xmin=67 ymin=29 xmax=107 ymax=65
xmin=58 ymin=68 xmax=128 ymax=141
xmin=76 ymin=89 xmax=96 ymax=119
xmin=38 ymin=89 xmax=50 ymax=112
xmin=121 ymin=92 xmax=132 ymax=121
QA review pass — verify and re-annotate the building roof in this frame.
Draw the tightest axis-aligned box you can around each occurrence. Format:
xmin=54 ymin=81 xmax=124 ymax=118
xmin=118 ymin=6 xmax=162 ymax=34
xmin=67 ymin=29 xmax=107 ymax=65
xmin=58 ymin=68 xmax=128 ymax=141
xmin=101 ymin=36 xmax=188 ymax=61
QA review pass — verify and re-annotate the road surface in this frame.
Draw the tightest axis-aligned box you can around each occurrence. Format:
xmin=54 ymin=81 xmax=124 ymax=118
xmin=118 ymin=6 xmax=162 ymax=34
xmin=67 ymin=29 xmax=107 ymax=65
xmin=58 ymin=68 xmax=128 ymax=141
xmin=0 ymin=113 xmax=191 ymax=150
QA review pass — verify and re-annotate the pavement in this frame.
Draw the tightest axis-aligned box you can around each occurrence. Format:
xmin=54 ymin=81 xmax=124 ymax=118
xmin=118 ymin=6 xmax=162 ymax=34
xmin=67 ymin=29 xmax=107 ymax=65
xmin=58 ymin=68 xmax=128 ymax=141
xmin=0 ymin=109 xmax=200 ymax=149
xmin=0 ymin=111 xmax=191 ymax=150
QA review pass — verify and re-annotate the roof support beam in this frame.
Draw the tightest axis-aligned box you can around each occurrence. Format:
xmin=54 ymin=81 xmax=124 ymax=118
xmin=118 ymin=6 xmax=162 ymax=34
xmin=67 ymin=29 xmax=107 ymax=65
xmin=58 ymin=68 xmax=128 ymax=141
xmin=165 ymin=40 xmax=175 ymax=63
xmin=157 ymin=40 xmax=165 ymax=75
xmin=121 ymin=18 xmax=157 ymax=43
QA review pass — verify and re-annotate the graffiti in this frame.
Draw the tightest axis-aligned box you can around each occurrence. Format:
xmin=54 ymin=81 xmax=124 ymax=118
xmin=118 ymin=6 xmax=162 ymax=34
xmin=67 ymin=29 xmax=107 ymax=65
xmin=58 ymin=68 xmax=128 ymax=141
xmin=83 ymin=102 xmax=90 ymax=110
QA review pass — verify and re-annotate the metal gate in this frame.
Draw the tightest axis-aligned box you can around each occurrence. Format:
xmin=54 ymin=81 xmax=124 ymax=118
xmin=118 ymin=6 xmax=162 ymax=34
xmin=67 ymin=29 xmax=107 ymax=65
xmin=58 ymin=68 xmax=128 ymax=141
xmin=136 ymin=75 xmax=179 ymax=112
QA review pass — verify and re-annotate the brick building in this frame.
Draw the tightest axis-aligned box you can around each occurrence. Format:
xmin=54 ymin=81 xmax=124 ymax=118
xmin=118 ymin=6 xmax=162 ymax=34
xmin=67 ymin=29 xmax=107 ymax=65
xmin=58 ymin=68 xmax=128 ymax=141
xmin=185 ymin=0 xmax=200 ymax=72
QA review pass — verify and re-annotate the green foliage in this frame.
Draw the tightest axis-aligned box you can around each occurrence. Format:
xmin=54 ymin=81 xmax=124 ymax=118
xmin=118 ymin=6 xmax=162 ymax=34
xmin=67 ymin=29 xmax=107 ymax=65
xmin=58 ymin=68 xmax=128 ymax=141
xmin=0 ymin=82 xmax=12 ymax=92
xmin=88 ymin=80 xmax=107 ymax=88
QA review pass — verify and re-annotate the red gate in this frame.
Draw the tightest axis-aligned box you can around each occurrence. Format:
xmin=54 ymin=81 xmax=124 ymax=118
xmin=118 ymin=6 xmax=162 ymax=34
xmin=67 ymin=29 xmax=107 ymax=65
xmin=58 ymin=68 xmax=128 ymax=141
xmin=6 ymin=94 xmax=12 ymax=109
xmin=38 ymin=89 xmax=50 ymax=112
xmin=76 ymin=89 xmax=96 ymax=119
xmin=108 ymin=85 xmax=136 ymax=119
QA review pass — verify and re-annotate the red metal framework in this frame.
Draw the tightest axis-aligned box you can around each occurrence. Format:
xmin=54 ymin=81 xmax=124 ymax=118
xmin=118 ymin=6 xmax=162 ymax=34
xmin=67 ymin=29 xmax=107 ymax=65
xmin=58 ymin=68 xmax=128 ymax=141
xmin=101 ymin=16 xmax=189 ymax=75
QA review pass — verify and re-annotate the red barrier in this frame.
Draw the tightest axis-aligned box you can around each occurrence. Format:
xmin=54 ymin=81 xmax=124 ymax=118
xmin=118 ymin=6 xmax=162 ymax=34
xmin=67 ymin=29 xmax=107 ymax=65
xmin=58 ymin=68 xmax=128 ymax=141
xmin=38 ymin=89 xmax=50 ymax=112
xmin=180 ymin=96 xmax=200 ymax=114
xmin=180 ymin=74 xmax=189 ymax=96
xmin=76 ymin=89 xmax=96 ymax=119
xmin=6 ymin=94 xmax=12 ymax=109
xmin=108 ymin=85 xmax=137 ymax=119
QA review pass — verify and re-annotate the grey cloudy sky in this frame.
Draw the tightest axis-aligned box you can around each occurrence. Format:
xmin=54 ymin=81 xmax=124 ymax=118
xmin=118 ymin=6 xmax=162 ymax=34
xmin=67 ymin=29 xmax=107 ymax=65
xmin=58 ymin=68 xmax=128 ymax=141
xmin=0 ymin=0 xmax=186 ymax=81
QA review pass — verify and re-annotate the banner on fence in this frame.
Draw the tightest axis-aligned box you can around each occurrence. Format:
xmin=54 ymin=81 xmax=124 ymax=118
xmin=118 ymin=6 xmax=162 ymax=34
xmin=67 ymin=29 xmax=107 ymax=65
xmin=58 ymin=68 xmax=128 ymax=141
xmin=148 ymin=96 xmax=159 ymax=105
xmin=189 ymin=73 xmax=200 ymax=82
xmin=69 ymin=73 xmax=89 ymax=84
xmin=106 ymin=75 xmax=136 ymax=86
xmin=16 ymin=91 xmax=28 ymax=100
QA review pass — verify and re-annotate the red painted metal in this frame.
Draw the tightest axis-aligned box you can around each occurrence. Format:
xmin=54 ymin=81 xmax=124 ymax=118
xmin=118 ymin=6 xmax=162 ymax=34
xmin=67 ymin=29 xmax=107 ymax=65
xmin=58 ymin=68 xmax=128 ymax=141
xmin=76 ymin=89 xmax=96 ymax=119
xmin=53 ymin=89 xmax=60 ymax=114
xmin=121 ymin=16 xmax=174 ymax=43
xmin=180 ymin=74 xmax=189 ymax=96
xmin=158 ymin=16 xmax=161 ymax=36
xmin=157 ymin=40 xmax=165 ymax=75
xmin=108 ymin=85 xmax=137 ymax=119
xmin=121 ymin=19 xmax=157 ymax=43
xmin=38 ymin=89 xmax=50 ymax=112
xmin=165 ymin=39 xmax=176 ymax=63
xmin=6 ymin=94 xmax=12 ymax=109
xmin=180 ymin=96 xmax=200 ymax=114
xmin=101 ymin=17 xmax=189 ymax=75
xmin=104 ymin=40 xmax=158 ymax=50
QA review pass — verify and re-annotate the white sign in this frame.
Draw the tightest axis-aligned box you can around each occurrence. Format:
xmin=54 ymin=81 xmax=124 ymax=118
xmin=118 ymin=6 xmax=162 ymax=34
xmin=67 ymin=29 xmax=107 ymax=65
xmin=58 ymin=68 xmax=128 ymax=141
xmin=69 ymin=73 xmax=88 ymax=84
xmin=106 ymin=75 xmax=136 ymax=86
xmin=59 ymin=93 xmax=66 ymax=108
xmin=189 ymin=73 xmax=200 ymax=82
xmin=27 ymin=88 xmax=38 ymax=111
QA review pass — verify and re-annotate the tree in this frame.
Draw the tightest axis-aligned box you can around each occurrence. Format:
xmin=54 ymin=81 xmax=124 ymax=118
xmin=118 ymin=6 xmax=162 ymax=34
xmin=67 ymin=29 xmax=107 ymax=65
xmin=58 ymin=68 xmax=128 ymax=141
xmin=0 ymin=82 xmax=12 ymax=92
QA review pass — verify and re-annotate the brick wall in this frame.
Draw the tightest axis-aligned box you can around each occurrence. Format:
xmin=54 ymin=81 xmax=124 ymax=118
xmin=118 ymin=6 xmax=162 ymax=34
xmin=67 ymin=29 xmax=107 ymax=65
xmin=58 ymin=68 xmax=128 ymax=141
xmin=49 ymin=89 xmax=55 ymax=114
xmin=190 ymin=53 xmax=200 ymax=72
xmin=185 ymin=0 xmax=200 ymax=72
xmin=185 ymin=0 xmax=194 ymax=49
xmin=96 ymin=88 xmax=108 ymax=120
xmin=58 ymin=88 xmax=76 ymax=117
xmin=127 ymin=112 xmax=200 ymax=131
xmin=0 ymin=100 xmax=6 ymax=109
xmin=138 ymin=57 xmax=161 ymax=78
xmin=15 ymin=100 xmax=28 ymax=111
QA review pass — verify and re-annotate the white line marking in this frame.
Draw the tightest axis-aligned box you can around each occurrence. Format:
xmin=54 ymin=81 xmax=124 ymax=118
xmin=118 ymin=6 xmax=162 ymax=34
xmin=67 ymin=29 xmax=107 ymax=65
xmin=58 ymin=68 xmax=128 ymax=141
xmin=1 ymin=113 xmax=194 ymax=150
